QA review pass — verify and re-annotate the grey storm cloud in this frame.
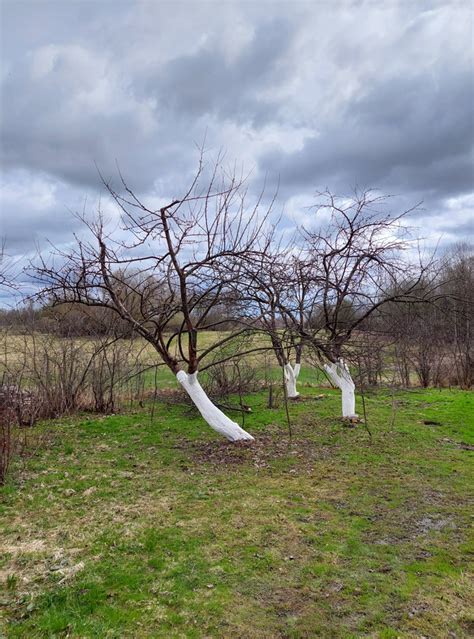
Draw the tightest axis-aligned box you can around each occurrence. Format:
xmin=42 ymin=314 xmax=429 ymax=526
xmin=150 ymin=17 xmax=296 ymax=126
xmin=260 ymin=67 xmax=474 ymax=199
xmin=1 ymin=50 xmax=166 ymax=192
xmin=0 ymin=0 xmax=473 ymax=268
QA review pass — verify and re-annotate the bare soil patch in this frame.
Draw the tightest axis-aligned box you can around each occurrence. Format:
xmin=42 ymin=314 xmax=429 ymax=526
xmin=178 ymin=431 xmax=336 ymax=470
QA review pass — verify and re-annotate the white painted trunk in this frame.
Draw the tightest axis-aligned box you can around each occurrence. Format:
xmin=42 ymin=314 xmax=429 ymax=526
xmin=323 ymin=360 xmax=357 ymax=418
xmin=176 ymin=371 xmax=254 ymax=442
xmin=284 ymin=363 xmax=301 ymax=399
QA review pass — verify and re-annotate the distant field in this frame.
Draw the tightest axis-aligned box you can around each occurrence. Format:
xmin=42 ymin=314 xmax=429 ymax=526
xmin=1 ymin=386 xmax=472 ymax=637
xmin=0 ymin=329 xmax=263 ymax=367
xmin=0 ymin=330 xmax=329 ymax=392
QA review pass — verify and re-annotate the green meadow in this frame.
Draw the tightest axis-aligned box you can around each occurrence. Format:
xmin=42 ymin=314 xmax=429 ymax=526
xmin=1 ymin=385 xmax=473 ymax=638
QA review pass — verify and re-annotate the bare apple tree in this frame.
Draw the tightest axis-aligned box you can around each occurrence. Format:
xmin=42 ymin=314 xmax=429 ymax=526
xmin=237 ymin=249 xmax=307 ymax=399
xmin=31 ymin=159 xmax=274 ymax=441
xmin=279 ymin=191 xmax=436 ymax=418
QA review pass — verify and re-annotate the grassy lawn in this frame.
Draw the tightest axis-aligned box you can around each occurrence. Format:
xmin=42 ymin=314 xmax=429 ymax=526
xmin=1 ymin=385 xmax=473 ymax=638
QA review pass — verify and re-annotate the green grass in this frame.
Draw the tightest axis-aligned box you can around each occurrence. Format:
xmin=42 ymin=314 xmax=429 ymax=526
xmin=1 ymin=385 xmax=473 ymax=638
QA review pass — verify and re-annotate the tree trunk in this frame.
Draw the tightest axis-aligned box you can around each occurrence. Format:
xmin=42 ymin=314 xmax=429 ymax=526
xmin=283 ymin=363 xmax=300 ymax=399
xmin=177 ymin=371 xmax=254 ymax=441
xmin=324 ymin=360 xmax=357 ymax=418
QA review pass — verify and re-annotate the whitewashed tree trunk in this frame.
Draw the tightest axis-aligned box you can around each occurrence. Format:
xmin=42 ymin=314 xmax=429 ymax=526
xmin=176 ymin=371 xmax=254 ymax=441
xmin=323 ymin=360 xmax=357 ymax=418
xmin=283 ymin=363 xmax=301 ymax=399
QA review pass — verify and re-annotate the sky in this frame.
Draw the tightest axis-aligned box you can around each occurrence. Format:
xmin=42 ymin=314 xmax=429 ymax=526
xmin=0 ymin=0 xmax=473 ymax=299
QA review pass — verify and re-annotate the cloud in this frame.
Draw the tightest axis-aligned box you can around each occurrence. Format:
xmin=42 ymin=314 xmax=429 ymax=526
xmin=1 ymin=42 xmax=164 ymax=191
xmin=148 ymin=17 xmax=297 ymax=127
xmin=259 ymin=67 xmax=474 ymax=200
xmin=0 ymin=170 xmax=86 ymax=251
xmin=0 ymin=0 xmax=472 ymax=275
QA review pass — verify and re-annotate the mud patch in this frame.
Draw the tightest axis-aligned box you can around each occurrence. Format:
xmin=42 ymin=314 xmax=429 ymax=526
xmin=416 ymin=516 xmax=452 ymax=534
xmin=258 ymin=584 xmax=314 ymax=618
xmin=439 ymin=437 xmax=474 ymax=451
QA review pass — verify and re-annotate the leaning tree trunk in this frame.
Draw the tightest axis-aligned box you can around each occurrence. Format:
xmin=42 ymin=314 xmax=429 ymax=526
xmin=283 ymin=363 xmax=301 ymax=399
xmin=177 ymin=371 xmax=254 ymax=442
xmin=323 ymin=360 xmax=358 ymax=418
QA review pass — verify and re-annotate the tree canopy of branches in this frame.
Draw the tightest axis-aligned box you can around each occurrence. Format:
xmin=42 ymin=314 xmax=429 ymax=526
xmin=259 ymin=191 xmax=439 ymax=417
xmin=32 ymin=159 xmax=275 ymax=441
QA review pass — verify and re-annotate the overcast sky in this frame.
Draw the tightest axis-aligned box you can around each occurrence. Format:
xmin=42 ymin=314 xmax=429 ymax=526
xmin=0 ymin=0 xmax=473 ymax=275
